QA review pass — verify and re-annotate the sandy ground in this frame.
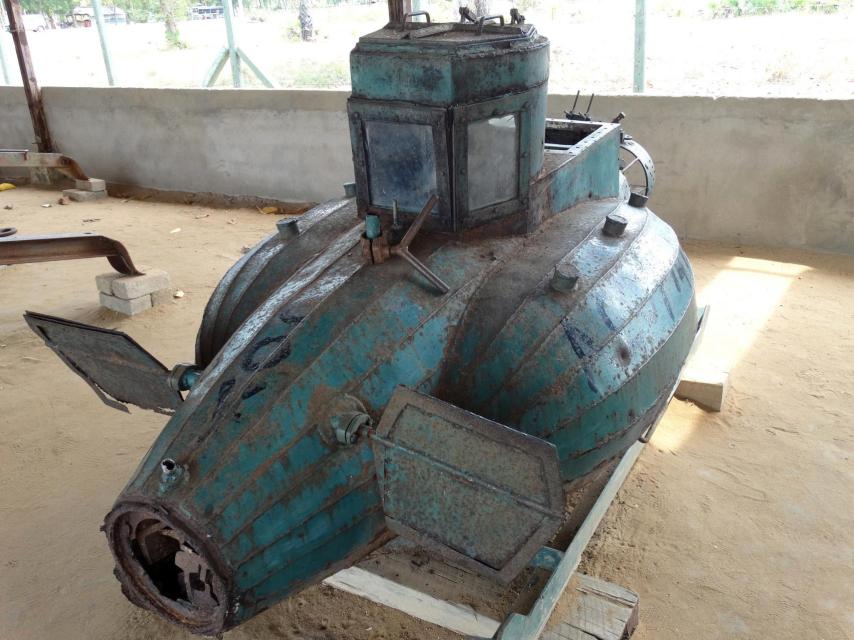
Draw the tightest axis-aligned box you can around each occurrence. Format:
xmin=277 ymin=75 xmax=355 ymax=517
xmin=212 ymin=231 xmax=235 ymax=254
xmin=0 ymin=1 xmax=852 ymax=97
xmin=0 ymin=186 xmax=852 ymax=639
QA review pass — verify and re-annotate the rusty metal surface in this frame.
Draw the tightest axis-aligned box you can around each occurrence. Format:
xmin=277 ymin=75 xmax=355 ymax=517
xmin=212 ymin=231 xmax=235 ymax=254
xmin=16 ymin=13 xmax=702 ymax=637
xmin=619 ymin=137 xmax=656 ymax=198
xmin=1 ymin=0 xmax=53 ymax=152
xmin=0 ymin=232 xmax=142 ymax=275
xmin=386 ymin=0 xmax=410 ymax=23
xmin=0 ymin=150 xmax=90 ymax=181
xmin=361 ymin=195 xmax=450 ymax=294
xmin=195 ymin=199 xmax=355 ymax=367
xmin=103 ymin=501 xmax=231 ymax=634
xmin=371 ymin=387 xmax=564 ymax=583
xmin=24 ymin=312 xmax=182 ymax=414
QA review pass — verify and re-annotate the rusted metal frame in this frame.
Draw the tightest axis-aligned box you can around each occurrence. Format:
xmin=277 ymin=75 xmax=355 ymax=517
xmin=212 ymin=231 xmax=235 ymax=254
xmin=0 ymin=150 xmax=89 ymax=181
xmin=386 ymin=0 xmax=411 ymax=23
xmin=452 ymin=90 xmax=536 ymax=229
xmin=619 ymin=137 xmax=656 ymax=196
xmin=0 ymin=233 xmax=143 ymax=275
xmin=24 ymin=311 xmax=182 ymax=414
xmin=25 ymin=314 xmax=131 ymax=414
xmin=347 ymin=99 xmax=453 ymax=232
xmin=363 ymin=195 xmax=451 ymax=293
xmin=1 ymin=0 xmax=53 ymax=152
xmin=104 ymin=501 xmax=233 ymax=634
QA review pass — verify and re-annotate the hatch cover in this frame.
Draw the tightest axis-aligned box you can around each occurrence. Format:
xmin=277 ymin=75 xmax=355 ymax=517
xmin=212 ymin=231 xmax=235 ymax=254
xmin=371 ymin=386 xmax=564 ymax=582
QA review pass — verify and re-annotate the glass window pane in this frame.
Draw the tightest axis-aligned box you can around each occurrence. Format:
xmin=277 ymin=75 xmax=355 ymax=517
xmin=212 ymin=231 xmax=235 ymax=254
xmin=467 ymin=115 xmax=519 ymax=211
xmin=366 ymin=121 xmax=437 ymax=213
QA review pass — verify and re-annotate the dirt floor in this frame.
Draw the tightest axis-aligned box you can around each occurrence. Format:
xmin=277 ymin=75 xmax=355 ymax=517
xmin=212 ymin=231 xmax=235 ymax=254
xmin=0 ymin=187 xmax=852 ymax=640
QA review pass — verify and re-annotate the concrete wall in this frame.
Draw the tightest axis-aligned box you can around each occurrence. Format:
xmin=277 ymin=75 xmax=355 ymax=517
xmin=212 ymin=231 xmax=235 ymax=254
xmin=1 ymin=86 xmax=852 ymax=254
xmin=0 ymin=88 xmax=36 ymax=149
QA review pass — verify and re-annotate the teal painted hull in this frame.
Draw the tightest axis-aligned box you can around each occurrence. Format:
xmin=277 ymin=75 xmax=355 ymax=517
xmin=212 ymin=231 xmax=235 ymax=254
xmin=91 ymin=19 xmax=699 ymax=636
xmin=105 ymin=194 xmax=695 ymax=632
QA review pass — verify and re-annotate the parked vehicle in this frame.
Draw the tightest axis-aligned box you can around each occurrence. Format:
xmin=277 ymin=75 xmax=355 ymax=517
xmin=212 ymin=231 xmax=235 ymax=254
xmin=69 ymin=5 xmax=128 ymax=27
xmin=189 ymin=4 xmax=225 ymax=19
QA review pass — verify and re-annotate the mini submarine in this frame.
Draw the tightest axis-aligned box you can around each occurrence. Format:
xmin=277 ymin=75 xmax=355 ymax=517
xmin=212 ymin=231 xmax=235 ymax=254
xmin=24 ymin=12 xmax=697 ymax=636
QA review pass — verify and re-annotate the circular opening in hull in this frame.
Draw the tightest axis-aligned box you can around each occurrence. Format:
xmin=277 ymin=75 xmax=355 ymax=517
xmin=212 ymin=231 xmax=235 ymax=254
xmin=105 ymin=504 xmax=228 ymax=634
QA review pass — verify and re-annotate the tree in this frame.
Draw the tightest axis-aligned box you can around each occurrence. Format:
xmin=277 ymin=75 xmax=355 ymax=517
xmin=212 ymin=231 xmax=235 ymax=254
xmin=298 ymin=0 xmax=312 ymax=40
xmin=473 ymin=0 xmax=489 ymax=16
xmin=158 ymin=0 xmax=185 ymax=47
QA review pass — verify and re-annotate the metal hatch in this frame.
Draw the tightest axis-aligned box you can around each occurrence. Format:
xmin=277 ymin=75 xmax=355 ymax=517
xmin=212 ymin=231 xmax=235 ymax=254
xmin=359 ymin=21 xmax=534 ymax=47
xmin=371 ymin=387 xmax=564 ymax=582
xmin=24 ymin=311 xmax=181 ymax=414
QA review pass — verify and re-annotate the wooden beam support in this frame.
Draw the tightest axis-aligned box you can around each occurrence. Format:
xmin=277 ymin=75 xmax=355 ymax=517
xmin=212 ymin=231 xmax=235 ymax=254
xmin=2 ymin=0 xmax=54 ymax=152
xmin=542 ymin=575 xmax=639 ymax=640
xmin=324 ymin=566 xmax=500 ymax=638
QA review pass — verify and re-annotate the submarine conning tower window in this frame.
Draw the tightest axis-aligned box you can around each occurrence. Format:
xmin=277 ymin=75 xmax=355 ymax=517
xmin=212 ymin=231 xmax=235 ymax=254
xmin=467 ymin=114 xmax=520 ymax=210
xmin=366 ymin=121 xmax=438 ymax=213
xmin=347 ymin=20 xmax=549 ymax=232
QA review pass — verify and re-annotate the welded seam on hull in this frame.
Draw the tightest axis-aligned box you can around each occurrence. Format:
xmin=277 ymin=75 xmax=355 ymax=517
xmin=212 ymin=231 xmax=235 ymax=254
xmin=243 ymin=505 xmax=387 ymax=605
xmin=567 ymin=381 xmax=669 ymax=462
xmin=198 ymin=200 xmax=350 ymax=363
xmin=197 ymin=232 xmax=275 ymax=364
xmin=467 ymin=201 xmax=642 ymax=379
xmin=537 ymin=272 xmax=695 ymax=442
xmin=561 ymin=308 xmax=694 ymax=462
xmin=201 ymin=272 xmax=487 ymax=529
xmin=214 ymin=202 xmax=356 ymax=355
xmin=134 ymin=227 xmax=367 ymax=492
xmin=233 ymin=475 xmax=381 ymax=585
xmin=488 ymin=222 xmax=685 ymax=419
xmin=218 ymin=443 xmax=376 ymax=554
xmin=471 ymin=209 xmax=653 ymax=415
xmin=140 ymin=255 xmax=375 ymax=496
xmin=193 ymin=224 xmax=365 ymax=399
xmin=209 ymin=235 xmax=287 ymax=360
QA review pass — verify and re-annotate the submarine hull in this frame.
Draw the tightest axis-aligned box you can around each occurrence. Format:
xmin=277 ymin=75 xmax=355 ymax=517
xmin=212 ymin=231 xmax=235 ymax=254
xmin=104 ymin=194 xmax=696 ymax=633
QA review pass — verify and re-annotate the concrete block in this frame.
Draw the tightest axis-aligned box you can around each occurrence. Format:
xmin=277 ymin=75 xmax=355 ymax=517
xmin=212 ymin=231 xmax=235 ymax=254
xmin=63 ymin=188 xmax=107 ymax=202
xmin=95 ymin=271 xmax=121 ymax=295
xmin=99 ymin=292 xmax=151 ymax=316
xmin=150 ymin=288 xmax=174 ymax=306
xmin=676 ymin=369 xmax=729 ymax=412
xmin=112 ymin=268 xmax=171 ymax=300
xmin=75 ymin=178 xmax=107 ymax=192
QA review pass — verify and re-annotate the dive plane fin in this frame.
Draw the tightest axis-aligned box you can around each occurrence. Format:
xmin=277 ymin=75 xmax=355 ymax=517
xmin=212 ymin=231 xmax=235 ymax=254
xmin=371 ymin=386 xmax=565 ymax=583
xmin=24 ymin=311 xmax=182 ymax=415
